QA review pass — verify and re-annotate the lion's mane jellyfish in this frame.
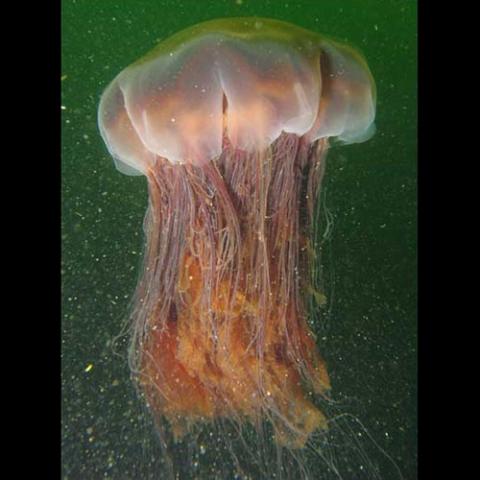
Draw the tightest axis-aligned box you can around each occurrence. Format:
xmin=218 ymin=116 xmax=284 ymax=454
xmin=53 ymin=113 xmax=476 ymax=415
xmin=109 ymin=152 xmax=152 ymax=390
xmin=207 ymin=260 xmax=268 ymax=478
xmin=99 ymin=16 xmax=375 ymax=470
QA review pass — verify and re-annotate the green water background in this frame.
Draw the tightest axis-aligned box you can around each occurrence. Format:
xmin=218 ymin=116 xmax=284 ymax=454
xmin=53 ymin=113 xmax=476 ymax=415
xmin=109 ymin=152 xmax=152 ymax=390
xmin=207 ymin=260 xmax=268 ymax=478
xmin=61 ymin=0 xmax=417 ymax=478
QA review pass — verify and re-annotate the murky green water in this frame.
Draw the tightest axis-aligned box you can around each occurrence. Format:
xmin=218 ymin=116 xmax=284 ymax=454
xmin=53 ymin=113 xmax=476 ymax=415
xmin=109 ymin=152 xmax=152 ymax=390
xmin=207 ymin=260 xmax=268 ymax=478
xmin=62 ymin=1 xmax=416 ymax=478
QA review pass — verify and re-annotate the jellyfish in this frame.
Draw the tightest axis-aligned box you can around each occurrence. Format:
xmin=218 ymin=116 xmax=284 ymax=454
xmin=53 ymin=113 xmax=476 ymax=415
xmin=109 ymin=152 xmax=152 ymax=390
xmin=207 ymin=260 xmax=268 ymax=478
xmin=98 ymin=16 xmax=375 ymax=464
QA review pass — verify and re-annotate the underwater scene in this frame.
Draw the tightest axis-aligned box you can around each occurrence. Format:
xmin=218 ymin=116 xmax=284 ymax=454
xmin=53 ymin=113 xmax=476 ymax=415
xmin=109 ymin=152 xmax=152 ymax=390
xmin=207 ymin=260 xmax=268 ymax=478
xmin=62 ymin=1 xmax=416 ymax=479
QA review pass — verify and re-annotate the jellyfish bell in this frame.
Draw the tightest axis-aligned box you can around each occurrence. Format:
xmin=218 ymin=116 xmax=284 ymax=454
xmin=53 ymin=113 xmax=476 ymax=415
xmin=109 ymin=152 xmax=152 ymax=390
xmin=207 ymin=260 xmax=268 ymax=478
xmin=99 ymin=18 xmax=375 ymax=171
xmin=98 ymin=17 xmax=376 ymax=476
